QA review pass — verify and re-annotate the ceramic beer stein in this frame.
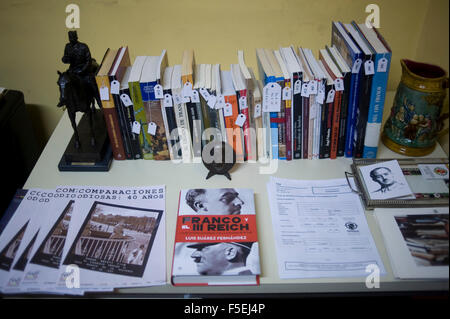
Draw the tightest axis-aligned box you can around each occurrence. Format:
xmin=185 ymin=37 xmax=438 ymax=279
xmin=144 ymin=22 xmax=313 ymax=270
xmin=382 ymin=59 xmax=448 ymax=156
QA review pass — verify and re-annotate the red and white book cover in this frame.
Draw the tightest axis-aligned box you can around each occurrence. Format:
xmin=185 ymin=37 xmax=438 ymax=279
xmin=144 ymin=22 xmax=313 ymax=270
xmin=171 ymin=188 xmax=260 ymax=286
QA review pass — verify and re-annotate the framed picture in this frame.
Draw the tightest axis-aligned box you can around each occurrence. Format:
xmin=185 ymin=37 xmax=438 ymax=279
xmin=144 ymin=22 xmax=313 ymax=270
xmin=348 ymin=158 xmax=449 ymax=210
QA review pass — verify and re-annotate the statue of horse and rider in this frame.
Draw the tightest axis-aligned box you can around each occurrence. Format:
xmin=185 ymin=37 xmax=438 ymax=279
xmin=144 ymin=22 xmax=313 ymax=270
xmin=57 ymin=31 xmax=101 ymax=149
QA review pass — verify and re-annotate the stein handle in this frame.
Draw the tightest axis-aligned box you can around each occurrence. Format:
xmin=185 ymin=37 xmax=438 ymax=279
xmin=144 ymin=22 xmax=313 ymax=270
xmin=443 ymin=77 xmax=449 ymax=89
xmin=436 ymin=112 xmax=449 ymax=138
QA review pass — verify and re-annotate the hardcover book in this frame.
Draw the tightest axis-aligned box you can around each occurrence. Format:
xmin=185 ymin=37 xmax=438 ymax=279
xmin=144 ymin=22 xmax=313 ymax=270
xmin=95 ymin=48 xmax=126 ymax=160
xmin=331 ymin=21 xmax=363 ymax=158
xmin=357 ymin=23 xmax=392 ymax=159
xmin=109 ymin=46 xmax=133 ymax=160
xmin=171 ymin=188 xmax=260 ymax=286
xmin=343 ymin=22 xmax=374 ymax=159
xmin=139 ymin=50 xmax=170 ymax=160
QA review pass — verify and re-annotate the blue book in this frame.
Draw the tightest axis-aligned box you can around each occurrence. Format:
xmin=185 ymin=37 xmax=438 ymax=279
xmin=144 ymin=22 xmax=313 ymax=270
xmin=331 ymin=21 xmax=363 ymax=158
xmin=356 ymin=23 xmax=392 ymax=158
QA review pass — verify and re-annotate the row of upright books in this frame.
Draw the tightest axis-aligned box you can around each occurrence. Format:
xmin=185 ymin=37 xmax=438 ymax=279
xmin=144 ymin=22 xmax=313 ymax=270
xmin=95 ymin=21 xmax=391 ymax=162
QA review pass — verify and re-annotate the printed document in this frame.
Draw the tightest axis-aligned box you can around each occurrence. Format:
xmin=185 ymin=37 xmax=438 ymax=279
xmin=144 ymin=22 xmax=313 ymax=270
xmin=267 ymin=177 xmax=385 ymax=279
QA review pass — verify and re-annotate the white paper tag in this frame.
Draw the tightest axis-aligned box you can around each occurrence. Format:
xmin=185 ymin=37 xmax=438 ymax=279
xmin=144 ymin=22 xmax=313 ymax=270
xmin=132 ymin=121 xmax=141 ymax=135
xmin=282 ymin=87 xmax=292 ymax=100
xmin=182 ymin=82 xmax=193 ymax=98
xmin=154 ymin=84 xmax=164 ymax=99
xmin=334 ymin=78 xmax=344 ymax=91
xmin=301 ymin=82 xmax=309 ymax=97
xmin=110 ymin=80 xmax=120 ymax=95
xmin=253 ymin=103 xmax=262 ymax=118
xmin=262 ymin=82 xmax=282 ymax=112
xmin=216 ymin=94 xmax=225 ymax=109
xmin=352 ymin=58 xmax=362 ymax=74
xmin=207 ymin=95 xmax=217 ymax=109
xmin=190 ymin=90 xmax=200 ymax=103
xmin=326 ymin=89 xmax=335 ymax=103
xmin=377 ymin=57 xmax=388 ymax=73
xmin=163 ymin=93 xmax=173 ymax=107
xmin=308 ymin=80 xmax=318 ymax=95
xmin=100 ymin=86 xmax=109 ymax=101
xmin=235 ymin=113 xmax=247 ymax=127
xmin=364 ymin=60 xmax=375 ymax=75
xmin=239 ymin=96 xmax=248 ymax=110
xmin=182 ymin=96 xmax=191 ymax=103
xmin=173 ymin=93 xmax=182 ymax=105
xmin=147 ymin=122 xmax=157 ymax=135
xmin=223 ymin=103 xmax=233 ymax=116
xmin=294 ymin=79 xmax=302 ymax=94
xmin=120 ymin=93 xmax=133 ymax=107
xmin=199 ymin=88 xmax=211 ymax=101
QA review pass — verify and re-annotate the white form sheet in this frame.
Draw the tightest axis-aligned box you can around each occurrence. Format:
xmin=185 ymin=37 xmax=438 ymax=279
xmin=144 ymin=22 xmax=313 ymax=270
xmin=267 ymin=177 xmax=385 ymax=279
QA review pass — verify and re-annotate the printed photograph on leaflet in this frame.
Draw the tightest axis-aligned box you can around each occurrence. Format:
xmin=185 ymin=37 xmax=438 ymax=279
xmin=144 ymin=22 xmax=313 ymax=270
xmin=63 ymin=201 xmax=163 ymax=278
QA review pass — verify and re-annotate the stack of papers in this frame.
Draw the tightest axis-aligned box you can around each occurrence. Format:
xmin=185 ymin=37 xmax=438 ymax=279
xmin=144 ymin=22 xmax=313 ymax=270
xmin=0 ymin=185 xmax=166 ymax=295
xmin=267 ymin=177 xmax=385 ymax=279
xmin=374 ymin=207 xmax=448 ymax=279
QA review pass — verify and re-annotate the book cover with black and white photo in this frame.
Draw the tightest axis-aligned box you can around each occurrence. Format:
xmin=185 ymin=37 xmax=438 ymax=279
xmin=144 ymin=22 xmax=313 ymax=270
xmin=172 ymin=188 xmax=260 ymax=286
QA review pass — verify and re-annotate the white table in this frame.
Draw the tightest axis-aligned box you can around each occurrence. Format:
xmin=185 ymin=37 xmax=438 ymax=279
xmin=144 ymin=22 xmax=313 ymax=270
xmin=24 ymin=93 xmax=449 ymax=296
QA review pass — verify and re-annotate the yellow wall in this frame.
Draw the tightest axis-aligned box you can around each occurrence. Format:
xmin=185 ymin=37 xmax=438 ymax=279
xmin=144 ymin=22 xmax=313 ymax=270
xmin=0 ymin=0 xmax=447 ymax=151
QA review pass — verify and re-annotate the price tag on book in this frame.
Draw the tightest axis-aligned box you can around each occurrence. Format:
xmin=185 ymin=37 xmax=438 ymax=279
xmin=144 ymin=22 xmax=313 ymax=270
xmin=223 ymin=103 xmax=233 ymax=116
xmin=100 ymin=86 xmax=109 ymax=101
xmin=120 ymin=94 xmax=133 ymax=107
xmin=254 ymin=103 xmax=262 ymax=118
xmin=239 ymin=96 xmax=248 ymax=109
xmin=182 ymin=82 xmax=193 ymax=98
xmin=199 ymin=88 xmax=210 ymax=101
xmin=235 ymin=113 xmax=247 ymax=127
xmin=326 ymin=89 xmax=335 ymax=103
xmin=294 ymin=79 xmax=302 ymax=94
xmin=334 ymin=78 xmax=344 ymax=91
xmin=364 ymin=60 xmax=375 ymax=75
xmin=110 ymin=80 xmax=120 ymax=95
xmin=262 ymin=82 xmax=282 ymax=112
xmin=148 ymin=122 xmax=157 ymax=135
xmin=377 ymin=57 xmax=388 ymax=72
xmin=154 ymin=84 xmax=164 ymax=99
xmin=163 ymin=93 xmax=173 ymax=107
xmin=282 ymin=87 xmax=292 ymax=100
xmin=216 ymin=94 xmax=226 ymax=109
xmin=308 ymin=80 xmax=318 ymax=95
xmin=132 ymin=121 xmax=141 ymax=135
xmin=352 ymin=58 xmax=362 ymax=74
xmin=191 ymin=90 xmax=200 ymax=103
xmin=301 ymin=82 xmax=309 ymax=97
xmin=207 ymin=95 xmax=217 ymax=109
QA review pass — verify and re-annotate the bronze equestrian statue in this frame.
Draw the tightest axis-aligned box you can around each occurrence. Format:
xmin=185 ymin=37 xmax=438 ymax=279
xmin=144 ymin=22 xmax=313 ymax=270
xmin=57 ymin=31 xmax=101 ymax=149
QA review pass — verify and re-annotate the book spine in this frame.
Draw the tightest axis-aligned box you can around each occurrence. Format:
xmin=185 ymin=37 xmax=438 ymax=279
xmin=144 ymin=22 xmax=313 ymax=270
xmin=224 ymin=95 xmax=244 ymax=162
xmin=307 ymin=97 xmax=314 ymax=160
xmin=172 ymin=88 xmax=192 ymax=162
xmin=238 ymin=89 xmax=252 ymax=162
xmin=337 ymin=74 xmax=351 ymax=157
xmin=122 ymin=87 xmax=142 ymax=159
xmin=292 ymin=74 xmax=302 ymax=159
xmin=284 ymin=80 xmax=293 ymax=161
xmin=111 ymin=79 xmax=132 ymax=160
xmin=362 ymin=53 xmax=391 ymax=158
xmin=319 ymin=92 xmax=329 ymax=159
xmin=95 ymin=75 xmax=126 ymax=160
xmin=353 ymin=59 xmax=374 ymax=158
xmin=129 ymin=81 xmax=153 ymax=159
xmin=330 ymin=90 xmax=342 ymax=159
xmin=302 ymin=96 xmax=309 ymax=159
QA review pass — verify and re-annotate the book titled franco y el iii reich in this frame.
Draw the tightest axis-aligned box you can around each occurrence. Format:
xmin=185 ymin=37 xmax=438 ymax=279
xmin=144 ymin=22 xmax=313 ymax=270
xmin=171 ymin=188 xmax=261 ymax=286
